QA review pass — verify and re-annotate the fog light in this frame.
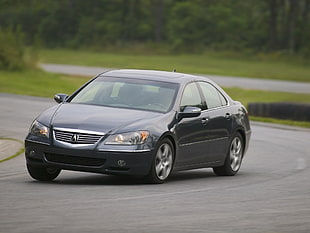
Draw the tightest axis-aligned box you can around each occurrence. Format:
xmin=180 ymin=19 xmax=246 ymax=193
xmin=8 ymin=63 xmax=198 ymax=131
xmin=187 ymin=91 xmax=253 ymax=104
xmin=118 ymin=160 xmax=126 ymax=167
xmin=29 ymin=150 xmax=36 ymax=156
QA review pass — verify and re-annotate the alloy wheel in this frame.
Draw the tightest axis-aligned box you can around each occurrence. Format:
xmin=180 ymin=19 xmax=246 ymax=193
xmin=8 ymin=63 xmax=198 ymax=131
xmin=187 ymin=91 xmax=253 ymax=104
xmin=155 ymin=142 xmax=173 ymax=180
xmin=230 ymin=137 xmax=243 ymax=172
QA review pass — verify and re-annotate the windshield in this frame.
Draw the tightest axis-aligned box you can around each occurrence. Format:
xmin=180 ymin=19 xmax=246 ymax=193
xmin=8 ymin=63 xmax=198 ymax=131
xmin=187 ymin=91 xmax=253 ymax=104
xmin=70 ymin=76 xmax=179 ymax=113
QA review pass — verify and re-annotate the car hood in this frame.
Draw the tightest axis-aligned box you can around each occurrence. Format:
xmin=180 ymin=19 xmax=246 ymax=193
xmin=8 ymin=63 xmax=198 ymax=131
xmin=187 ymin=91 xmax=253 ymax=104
xmin=48 ymin=103 xmax=162 ymax=134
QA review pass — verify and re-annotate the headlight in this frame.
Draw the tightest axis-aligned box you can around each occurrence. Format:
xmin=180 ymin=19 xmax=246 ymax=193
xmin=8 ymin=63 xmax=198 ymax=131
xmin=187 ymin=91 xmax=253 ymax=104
xmin=29 ymin=120 xmax=50 ymax=138
xmin=105 ymin=131 xmax=149 ymax=145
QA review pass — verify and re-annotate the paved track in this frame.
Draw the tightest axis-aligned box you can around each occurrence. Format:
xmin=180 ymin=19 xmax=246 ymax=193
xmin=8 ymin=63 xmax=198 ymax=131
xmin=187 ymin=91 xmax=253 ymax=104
xmin=41 ymin=63 xmax=310 ymax=94
xmin=0 ymin=93 xmax=309 ymax=233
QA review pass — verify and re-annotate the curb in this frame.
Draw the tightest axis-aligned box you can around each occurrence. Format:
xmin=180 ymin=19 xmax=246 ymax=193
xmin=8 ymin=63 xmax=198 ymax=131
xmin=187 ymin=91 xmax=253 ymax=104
xmin=0 ymin=138 xmax=24 ymax=163
xmin=250 ymin=121 xmax=310 ymax=132
xmin=248 ymin=102 xmax=310 ymax=122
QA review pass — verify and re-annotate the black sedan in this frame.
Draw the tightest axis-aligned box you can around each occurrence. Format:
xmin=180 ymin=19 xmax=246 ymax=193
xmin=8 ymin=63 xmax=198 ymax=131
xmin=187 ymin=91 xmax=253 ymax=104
xmin=25 ymin=69 xmax=251 ymax=183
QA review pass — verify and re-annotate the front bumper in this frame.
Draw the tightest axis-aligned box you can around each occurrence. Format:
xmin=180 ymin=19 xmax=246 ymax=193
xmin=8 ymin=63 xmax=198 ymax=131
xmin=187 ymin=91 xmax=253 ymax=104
xmin=25 ymin=140 xmax=154 ymax=176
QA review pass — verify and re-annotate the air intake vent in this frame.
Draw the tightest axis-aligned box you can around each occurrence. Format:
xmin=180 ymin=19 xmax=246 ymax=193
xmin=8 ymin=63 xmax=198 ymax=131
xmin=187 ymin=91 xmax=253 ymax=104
xmin=45 ymin=153 xmax=106 ymax=167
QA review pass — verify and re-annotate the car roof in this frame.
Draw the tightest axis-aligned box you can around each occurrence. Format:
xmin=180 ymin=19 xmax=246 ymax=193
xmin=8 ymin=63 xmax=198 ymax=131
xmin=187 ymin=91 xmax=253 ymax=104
xmin=99 ymin=69 xmax=211 ymax=84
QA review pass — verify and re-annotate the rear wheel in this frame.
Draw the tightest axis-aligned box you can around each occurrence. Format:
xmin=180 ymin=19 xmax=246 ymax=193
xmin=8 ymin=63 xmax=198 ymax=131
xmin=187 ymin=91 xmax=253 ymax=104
xmin=213 ymin=132 xmax=244 ymax=176
xmin=27 ymin=164 xmax=61 ymax=181
xmin=147 ymin=138 xmax=174 ymax=184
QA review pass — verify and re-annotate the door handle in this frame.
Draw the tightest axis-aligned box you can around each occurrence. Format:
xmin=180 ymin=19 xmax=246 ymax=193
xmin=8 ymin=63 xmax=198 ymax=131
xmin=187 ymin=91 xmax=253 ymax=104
xmin=225 ymin=113 xmax=231 ymax=119
xmin=201 ymin=118 xmax=209 ymax=125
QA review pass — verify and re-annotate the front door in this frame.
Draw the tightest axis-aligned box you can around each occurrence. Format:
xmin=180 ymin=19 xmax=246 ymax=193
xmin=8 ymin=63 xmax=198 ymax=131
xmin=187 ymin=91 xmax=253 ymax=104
xmin=174 ymin=82 xmax=209 ymax=168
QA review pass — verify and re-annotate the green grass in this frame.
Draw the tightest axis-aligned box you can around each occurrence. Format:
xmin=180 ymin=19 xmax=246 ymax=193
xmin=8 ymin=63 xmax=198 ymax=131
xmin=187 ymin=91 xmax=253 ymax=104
xmin=0 ymin=69 xmax=90 ymax=98
xmin=39 ymin=49 xmax=310 ymax=82
xmin=223 ymin=88 xmax=310 ymax=107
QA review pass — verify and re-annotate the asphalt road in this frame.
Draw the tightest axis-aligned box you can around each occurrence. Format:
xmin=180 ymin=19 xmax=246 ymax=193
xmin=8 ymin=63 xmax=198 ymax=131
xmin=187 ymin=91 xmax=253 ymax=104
xmin=1 ymin=93 xmax=310 ymax=233
xmin=41 ymin=63 xmax=310 ymax=94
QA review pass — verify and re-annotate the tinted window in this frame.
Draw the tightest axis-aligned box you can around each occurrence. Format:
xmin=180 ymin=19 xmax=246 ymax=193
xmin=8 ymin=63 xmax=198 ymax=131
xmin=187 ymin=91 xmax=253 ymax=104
xmin=180 ymin=83 xmax=205 ymax=111
xmin=198 ymin=82 xmax=227 ymax=109
xmin=71 ymin=77 xmax=179 ymax=113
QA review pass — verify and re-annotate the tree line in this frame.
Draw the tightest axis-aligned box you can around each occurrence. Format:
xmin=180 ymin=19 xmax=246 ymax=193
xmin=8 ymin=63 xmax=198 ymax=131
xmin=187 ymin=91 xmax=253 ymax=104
xmin=0 ymin=0 xmax=309 ymax=54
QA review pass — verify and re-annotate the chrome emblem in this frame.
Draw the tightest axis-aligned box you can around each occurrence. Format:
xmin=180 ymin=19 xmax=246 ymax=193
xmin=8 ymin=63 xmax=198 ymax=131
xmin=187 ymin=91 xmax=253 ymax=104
xmin=71 ymin=134 xmax=79 ymax=142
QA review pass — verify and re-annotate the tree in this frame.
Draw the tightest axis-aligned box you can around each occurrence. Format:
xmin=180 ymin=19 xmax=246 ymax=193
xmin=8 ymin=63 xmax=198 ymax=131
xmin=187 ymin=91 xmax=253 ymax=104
xmin=269 ymin=0 xmax=278 ymax=50
xmin=287 ymin=0 xmax=298 ymax=52
xmin=152 ymin=0 xmax=164 ymax=43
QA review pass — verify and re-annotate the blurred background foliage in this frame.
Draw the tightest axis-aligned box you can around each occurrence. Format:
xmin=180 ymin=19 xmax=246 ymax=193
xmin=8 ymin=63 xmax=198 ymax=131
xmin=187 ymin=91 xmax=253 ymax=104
xmin=0 ymin=0 xmax=309 ymax=56
xmin=0 ymin=27 xmax=25 ymax=70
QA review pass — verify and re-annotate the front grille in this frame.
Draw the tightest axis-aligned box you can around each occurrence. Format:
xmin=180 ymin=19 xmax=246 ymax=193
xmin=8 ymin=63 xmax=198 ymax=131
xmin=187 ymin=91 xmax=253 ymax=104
xmin=45 ymin=153 xmax=105 ymax=167
xmin=54 ymin=130 xmax=103 ymax=144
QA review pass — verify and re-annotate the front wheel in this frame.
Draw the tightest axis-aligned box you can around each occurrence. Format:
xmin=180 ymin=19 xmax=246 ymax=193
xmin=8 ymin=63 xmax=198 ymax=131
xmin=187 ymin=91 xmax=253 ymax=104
xmin=213 ymin=132 xmax=244 ymax=176
xmin=147 ymin=138 xmax=174 ymax=184
xmin=27 ymin=164 xmax=61 ymax=181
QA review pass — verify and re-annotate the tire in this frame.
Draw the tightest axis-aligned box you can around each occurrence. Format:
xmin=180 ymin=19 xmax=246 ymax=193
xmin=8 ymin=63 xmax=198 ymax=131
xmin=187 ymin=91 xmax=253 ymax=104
xmin=27 ymin=164 xmax=61 ymax=181
xmin=147 ymin=138 xmax=174 ymax=184
xmin=213 ymin=132 xmax=244 ymax=176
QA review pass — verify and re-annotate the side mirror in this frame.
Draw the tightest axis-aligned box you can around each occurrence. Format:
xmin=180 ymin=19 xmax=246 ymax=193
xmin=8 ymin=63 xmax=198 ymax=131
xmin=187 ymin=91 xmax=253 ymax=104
xmin=178 ymin=107 xmax=201 ymax=121
xmin=54 ymin=94 xmax=69 ymax=104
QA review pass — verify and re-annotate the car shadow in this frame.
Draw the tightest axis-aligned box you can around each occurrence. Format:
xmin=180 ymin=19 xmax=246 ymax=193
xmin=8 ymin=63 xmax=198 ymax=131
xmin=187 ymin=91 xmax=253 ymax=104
xmin=45 ymin=174 xmax=145 ymax=186
xmin=28 ymin=169 xmax=220 ymax=186
xmin=169 ymin=169 xmax=217 ymax=182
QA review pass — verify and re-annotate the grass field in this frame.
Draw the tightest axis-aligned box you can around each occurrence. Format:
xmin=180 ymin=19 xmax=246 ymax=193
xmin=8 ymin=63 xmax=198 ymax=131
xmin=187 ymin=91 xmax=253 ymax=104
xmin=39 ymin=49 xmax=310 ymax=82
xmin=0 ymin=70 xmax=90 ymax=98
xmin=223 ymin=88 xmax=310 ymax=106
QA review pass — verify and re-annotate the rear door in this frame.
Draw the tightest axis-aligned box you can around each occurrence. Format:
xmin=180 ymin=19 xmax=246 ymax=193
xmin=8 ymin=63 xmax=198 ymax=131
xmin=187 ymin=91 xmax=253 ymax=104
xmin=197 ymin=81 xmax=232 ymax=163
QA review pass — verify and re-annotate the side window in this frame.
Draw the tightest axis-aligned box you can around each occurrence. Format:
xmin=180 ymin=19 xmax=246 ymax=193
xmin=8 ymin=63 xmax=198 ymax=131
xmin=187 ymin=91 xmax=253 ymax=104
xmin=180 ymin=83 xmax=204 ymax=111
xmin=198 ymin=82 xmax=227 ymax=109
xmin=218 ymin=91 xmax=228 ymax=106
